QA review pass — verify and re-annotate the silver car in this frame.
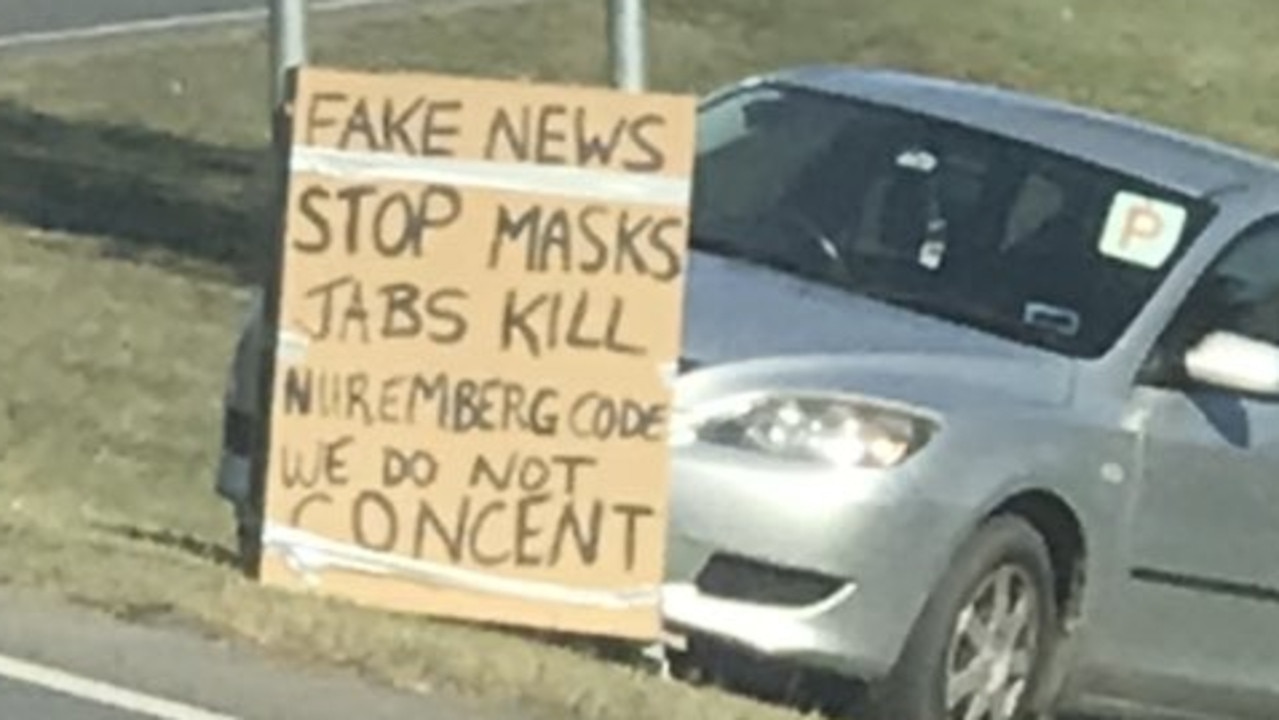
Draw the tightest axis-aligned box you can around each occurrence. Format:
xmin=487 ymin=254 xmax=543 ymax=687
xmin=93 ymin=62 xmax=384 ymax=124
xmin=217 ymin=66 xmax=1279 ymax=720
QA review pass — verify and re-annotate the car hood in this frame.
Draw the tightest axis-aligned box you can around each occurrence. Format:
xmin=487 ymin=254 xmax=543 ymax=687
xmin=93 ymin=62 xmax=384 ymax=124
xmin=676 ymin=251 xmax=1075 ymax=409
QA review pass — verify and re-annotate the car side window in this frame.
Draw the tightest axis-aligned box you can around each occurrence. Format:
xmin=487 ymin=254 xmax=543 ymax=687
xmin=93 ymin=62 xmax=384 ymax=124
xmin=1144 ymin=219 xmax=1279 ymax=385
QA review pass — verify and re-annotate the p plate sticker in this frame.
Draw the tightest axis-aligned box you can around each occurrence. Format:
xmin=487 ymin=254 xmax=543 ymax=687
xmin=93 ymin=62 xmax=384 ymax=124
xmin=1098 ymin=191 xmax=1188 ymax=269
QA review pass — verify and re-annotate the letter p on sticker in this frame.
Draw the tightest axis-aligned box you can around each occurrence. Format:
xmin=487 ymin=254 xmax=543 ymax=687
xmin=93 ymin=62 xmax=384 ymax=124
xmin=1098 ymin=191 xmax=1188 ymax=270
xmin=1120 ymin=203 xmax=1162 ymax=248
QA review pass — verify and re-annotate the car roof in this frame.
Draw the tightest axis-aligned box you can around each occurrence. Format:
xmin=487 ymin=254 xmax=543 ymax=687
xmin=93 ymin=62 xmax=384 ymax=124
xmin=760 ymin=65 xmax=1279 ymax=200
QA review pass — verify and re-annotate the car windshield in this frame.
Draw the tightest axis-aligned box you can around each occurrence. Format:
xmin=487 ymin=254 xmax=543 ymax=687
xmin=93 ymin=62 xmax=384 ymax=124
xmin=688 ymin=82 xmax=1217 ymax=358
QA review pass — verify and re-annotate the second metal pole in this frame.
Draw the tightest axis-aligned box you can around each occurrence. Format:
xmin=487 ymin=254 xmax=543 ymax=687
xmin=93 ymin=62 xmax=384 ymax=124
xmin=607 ymin=0 xmax=647 ymax=91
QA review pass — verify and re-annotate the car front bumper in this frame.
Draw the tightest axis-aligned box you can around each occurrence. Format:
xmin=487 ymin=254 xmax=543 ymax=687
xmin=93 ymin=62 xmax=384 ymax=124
xmin=658 ymin=443 xmax=970 ymax=681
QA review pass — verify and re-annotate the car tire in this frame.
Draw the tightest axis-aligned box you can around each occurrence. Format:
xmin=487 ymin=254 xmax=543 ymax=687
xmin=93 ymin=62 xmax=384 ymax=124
xmin=865 ymin=514 xmax=1060 ymax=720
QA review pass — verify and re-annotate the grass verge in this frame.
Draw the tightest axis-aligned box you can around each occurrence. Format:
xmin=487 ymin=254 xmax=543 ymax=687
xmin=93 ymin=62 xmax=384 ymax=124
xmin=0 ymin=0 xmax=1277 ymax=717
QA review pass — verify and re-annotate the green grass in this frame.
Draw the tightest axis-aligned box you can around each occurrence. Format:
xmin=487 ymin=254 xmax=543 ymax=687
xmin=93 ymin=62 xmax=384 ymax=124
xmin=0 ymin=0 xmax=1276 ymax=717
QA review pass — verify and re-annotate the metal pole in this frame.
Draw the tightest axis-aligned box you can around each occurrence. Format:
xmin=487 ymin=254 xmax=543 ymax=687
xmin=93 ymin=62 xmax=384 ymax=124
xmin=247 ymin=0 xmax=308 ymax=577
xmin=268 ymin=0 xmax=309 ymax=115
xmin=607 ymin=0 xmax=647 ymax=91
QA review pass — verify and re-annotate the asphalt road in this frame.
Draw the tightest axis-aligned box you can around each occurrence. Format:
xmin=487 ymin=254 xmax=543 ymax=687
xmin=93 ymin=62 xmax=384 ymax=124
xmin=0 ymin=0 xmax=424 ymax=53
xmin=0 ymin=677 xmax=146 ymax=720
xmin=0 ymin=0 xmax=262 ymax=38
xmin=0 ymin=587 xmax=521 ymax=720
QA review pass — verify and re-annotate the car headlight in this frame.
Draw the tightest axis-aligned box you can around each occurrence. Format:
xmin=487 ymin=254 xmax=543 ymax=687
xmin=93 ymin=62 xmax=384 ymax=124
xmin=672 ymin=393 xmax=935 ymax=469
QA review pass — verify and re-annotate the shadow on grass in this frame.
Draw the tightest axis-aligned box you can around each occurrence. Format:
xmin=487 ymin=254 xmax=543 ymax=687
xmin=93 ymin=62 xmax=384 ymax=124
xmin=0 ymin=99 xmax=272 ymax=282
xmin=92 ymin=521 xmax=241 ymax=569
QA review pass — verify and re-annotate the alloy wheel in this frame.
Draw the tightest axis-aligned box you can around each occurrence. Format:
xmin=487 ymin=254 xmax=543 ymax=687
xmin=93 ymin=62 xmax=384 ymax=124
xmin=944 ymin=563 xmax=1041 ymax=720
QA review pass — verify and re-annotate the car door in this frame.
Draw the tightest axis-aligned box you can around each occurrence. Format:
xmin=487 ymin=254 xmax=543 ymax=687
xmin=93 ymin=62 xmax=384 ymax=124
xmin=1102 ymin=218 xmax=1279 ymax=718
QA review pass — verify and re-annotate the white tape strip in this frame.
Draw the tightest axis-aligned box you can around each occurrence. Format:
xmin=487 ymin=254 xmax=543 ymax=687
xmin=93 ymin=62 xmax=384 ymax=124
xmin=262 ymin=522 xmax=660 ymax=610
xmin=275 ymin=329 xmax=309 ymax=364
xmin=657 ymin=360 xmax=678 ymax=388
xmin=290 ymin=145 xmax=691 ymax=206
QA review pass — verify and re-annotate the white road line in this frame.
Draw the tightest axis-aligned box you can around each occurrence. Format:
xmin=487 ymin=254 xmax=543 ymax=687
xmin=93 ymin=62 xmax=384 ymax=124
xmin=0 ymin=0 xmax=401 ymax=50
xmin=0 ymin=652 xmax=239 ymax=720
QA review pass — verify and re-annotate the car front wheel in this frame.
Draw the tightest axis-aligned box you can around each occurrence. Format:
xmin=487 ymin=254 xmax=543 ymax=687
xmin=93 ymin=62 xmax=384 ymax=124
xmin=869 ymin=514 xmax=1060 ymax=720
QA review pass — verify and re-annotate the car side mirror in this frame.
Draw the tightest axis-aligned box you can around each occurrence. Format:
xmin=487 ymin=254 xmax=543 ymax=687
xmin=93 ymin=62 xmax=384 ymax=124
xmin=1183 ymin=330 xmax=1279 ymax=396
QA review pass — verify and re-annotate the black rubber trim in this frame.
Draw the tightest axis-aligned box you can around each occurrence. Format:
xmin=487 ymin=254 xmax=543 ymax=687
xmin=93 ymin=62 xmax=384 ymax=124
xmin=1130 ymin=566 xmax=1279 ymax=605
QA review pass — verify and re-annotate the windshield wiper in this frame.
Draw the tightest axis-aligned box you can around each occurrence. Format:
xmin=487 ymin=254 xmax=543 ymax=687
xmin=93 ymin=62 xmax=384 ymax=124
xmin=859 ymin=285 xmax=1072 ymax=346
xmin=688 ymin=232 xmax=739 ymax=255
xmin=689 ymin=233 xmax=834 ymax=281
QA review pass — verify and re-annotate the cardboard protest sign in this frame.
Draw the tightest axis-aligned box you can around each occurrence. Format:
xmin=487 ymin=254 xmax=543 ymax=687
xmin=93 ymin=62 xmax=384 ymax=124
xmin=254 ymin=66 xmax=696 ymax=640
